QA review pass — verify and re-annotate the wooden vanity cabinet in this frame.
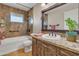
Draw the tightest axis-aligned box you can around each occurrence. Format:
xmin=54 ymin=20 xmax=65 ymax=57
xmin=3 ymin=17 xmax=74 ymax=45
xmin=32 ymin=39 xmax=57 ymax=56
xmin=32 ymin=38 xmax=79 ymax=56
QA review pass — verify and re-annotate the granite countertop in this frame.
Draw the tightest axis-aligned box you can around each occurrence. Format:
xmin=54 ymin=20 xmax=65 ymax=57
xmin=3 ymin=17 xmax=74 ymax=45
xmin=31 ymin=33 xmax=79 ymax=54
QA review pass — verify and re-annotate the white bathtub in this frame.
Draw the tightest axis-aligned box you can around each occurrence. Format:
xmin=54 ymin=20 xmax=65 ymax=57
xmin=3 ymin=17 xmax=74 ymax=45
xmin=0 ymin=36 xmax=32 ymax=56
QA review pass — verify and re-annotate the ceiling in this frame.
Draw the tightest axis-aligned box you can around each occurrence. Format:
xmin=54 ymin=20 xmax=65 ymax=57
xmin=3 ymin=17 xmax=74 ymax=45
xmin=3 ymin=3 xmax=37 ymax=11
xmin=45 ymin=3 xmax=78 ymax=14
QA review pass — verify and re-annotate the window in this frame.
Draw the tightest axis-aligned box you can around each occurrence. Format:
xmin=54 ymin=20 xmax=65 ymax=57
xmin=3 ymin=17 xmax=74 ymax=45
xmin=10 ymin=12 xmax=24 ymax=23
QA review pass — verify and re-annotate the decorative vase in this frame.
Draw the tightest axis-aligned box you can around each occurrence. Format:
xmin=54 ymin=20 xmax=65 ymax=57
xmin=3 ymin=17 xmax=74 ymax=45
xmin=66 ymin=32 xmax=77 ymax=42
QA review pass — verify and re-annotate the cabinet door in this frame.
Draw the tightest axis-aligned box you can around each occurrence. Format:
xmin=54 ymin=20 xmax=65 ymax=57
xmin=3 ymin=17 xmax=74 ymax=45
xmin=46 ymin=44 xmax=57 ymax=56
xmin=37 ymin=40 xmax=57 ymax=56
xmin=32 ymin=39 xmax=37 ymax=56
xmin=59 ymin=48 xmax=79 ymax=56
xmin=36 ymin=40 xmax=45 ymax=56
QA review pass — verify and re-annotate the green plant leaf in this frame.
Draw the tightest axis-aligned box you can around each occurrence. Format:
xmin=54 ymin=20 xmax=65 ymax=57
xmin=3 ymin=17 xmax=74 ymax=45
xmin=65 ymin=18 xmax=78 ymax=32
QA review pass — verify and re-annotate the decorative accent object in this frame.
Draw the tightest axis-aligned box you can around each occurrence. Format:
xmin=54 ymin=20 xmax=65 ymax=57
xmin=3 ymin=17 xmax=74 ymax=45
xmin=0 ymin=18 xmax=5 ymax=27
xmin=65 ymin=18 xmax=78 ymax=42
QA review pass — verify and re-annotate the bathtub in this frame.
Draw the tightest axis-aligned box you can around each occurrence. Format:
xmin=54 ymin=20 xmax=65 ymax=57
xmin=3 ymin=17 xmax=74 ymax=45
xmin=0 ymin=36 xmax=32 ymax=56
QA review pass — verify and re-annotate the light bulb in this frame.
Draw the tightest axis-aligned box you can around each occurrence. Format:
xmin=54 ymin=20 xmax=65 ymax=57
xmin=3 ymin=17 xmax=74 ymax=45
xmin=41 ymin=3 xmax=46 ymax=6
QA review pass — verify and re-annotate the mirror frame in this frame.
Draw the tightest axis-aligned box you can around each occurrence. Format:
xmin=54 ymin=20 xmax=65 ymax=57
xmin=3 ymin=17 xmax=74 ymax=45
xmin=41 ymin=3 xmax=79 ymax=33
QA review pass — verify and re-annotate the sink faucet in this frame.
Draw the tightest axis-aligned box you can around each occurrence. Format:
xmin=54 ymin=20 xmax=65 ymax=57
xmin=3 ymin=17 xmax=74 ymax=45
xmin=49 ymin=24 xmax=59 ymax=36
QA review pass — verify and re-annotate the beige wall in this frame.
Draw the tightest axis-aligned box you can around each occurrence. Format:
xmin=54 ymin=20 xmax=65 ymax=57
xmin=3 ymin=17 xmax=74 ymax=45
xmin=33 ymin=3 xmax=55 ymax=33
xmin=33 ymin=4 xmax=42 ymax=33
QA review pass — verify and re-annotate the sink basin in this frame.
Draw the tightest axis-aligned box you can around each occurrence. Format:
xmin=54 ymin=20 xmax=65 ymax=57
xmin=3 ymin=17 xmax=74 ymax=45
xmin=42 ymin=34 xmax=62 ymax=40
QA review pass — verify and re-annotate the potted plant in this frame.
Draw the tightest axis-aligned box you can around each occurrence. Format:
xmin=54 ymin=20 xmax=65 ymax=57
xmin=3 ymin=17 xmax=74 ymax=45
xmin=65 ymin=18 xmax=78 ymax=42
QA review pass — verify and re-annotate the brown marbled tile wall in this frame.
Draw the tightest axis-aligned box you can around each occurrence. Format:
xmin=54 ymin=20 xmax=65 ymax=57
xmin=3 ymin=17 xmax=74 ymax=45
xmin=0 ymin=4 xmax=28 ymax=37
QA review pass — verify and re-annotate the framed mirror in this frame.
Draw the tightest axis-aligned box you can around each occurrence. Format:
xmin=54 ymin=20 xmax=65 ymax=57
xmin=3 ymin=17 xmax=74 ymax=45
xmin=42 ymin=3 xmax=79 ymax=32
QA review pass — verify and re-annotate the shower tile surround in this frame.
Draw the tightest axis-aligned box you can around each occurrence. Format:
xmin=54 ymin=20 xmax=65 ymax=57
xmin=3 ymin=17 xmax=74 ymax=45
xmin=0 ymin=4 xmax=28 ymax=37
